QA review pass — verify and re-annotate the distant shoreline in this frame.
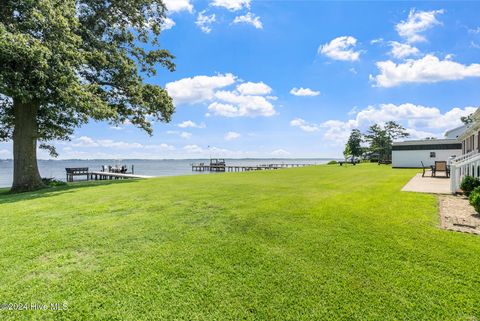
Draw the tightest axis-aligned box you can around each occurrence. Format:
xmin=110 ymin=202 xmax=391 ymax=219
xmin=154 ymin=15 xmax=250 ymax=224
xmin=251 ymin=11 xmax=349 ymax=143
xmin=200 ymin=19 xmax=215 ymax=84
xmin=1 ymin=157 xmax=342 ymax=161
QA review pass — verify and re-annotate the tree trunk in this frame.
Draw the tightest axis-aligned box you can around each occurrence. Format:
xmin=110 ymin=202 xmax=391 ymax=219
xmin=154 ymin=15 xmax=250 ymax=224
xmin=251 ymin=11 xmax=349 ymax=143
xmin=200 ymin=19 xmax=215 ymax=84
xmin=11 ymin=99 xmax=45 ymax=193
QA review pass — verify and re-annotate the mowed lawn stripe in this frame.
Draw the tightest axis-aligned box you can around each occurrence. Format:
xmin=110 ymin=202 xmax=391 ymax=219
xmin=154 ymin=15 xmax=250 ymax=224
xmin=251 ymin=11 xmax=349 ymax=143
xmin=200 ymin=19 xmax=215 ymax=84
xmin=0 ymin=164 xmax=479 ymax=320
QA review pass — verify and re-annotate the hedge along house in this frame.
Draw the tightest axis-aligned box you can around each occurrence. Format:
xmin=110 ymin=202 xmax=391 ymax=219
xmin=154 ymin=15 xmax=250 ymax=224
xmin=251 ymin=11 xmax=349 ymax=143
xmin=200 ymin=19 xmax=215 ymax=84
xmin=450 ymin=108 xmax=480 ymax=193
xmin=392 ymin=125 xmax=466 ymax=168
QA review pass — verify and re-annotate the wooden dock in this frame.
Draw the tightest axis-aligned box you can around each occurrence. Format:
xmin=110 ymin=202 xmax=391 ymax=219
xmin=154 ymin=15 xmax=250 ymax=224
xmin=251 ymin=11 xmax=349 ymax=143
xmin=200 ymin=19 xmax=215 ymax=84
xmin=89 ymin=171 xmax=152 ymax=180
xmin=66 ymin=167 xmax=151 ymax=182
xmin=192 ymin=161 xmax=315 ymax=173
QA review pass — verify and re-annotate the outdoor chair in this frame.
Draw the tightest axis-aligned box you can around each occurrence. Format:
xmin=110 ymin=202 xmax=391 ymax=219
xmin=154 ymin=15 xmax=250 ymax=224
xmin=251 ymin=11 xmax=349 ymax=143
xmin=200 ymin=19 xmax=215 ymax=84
xmin=420 ymin=161 xmax=432 ymax=177
xmin=432 ymin=161 xmax=450 ymax=178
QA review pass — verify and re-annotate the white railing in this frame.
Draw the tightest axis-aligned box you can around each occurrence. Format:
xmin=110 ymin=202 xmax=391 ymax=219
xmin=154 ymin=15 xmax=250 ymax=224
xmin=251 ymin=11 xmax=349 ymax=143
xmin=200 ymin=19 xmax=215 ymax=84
xmin=450 ymin=150 xmax=480 ymax=193
xmin=451 ymin=150 xmax=478 ymax=164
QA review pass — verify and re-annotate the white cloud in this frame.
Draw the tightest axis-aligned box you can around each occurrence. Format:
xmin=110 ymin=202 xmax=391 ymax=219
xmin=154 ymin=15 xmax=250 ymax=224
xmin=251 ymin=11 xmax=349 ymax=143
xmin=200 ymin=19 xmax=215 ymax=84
xmin=319 ymin=36 xmax=361 ymax=61
xmin=167 ymin=130 xmax=192 ymax=139
xmin=233 ymin=12 xmax=263 ymax=29
xmin=96 ymin=139 xmax=143 ymax=149
xmin=163 ymin=0 xmax=193 ymax=13
xmin=72 ymin=136 xmax=99 ymax=147
xmin=224 ymin=131 xmax=241 ymax=140
xmin=211 ymin=0 xmax=250 ymax=11
xmin=290 ymin=118 xmax=320 ymax=132
xmin=166 ymin=73 xmax=236 ymax=104
xmin=370 ymin=38 xmax=384 ymax=45
xmin=237 ymin=82 xmax=271 ymax=95
xmin=109 ymin=126 xmax=125 ymax=131
xmin=320 ymin=119 xmax=357 ymax=144
xmin=271 ymin=149 xmax=290 ymax=156
xmin=372 ymin=54 xmax=480 ymax=87
xmin=395 ymin=9 xmax=444 ymax=43
xmin=183 ymin=144 xmax=204 ymax=153
xmin=144 ymin=143 xmax=175 ymax=151
xmin=180 ymin=132 xmax=192 ymax=139
xmin=290 ymin=87 xmax=320 ymax=97
xmin=0 ymin=149 xmax=11 ymax=158
xmin=320 ymin=104 xmax=477 ymax=144
xmin=469 ymin=27 xmax=480 ymax=34
xmin=178 ymin=120 xmax=206 ymax=128
xmin=209 ymin=90 xmax=276 ymax=117
xmin=167 ymin=73 xmax=277 ymax=117
xmin=196 ymin=10 xmax=216 ymax=33
xmin=72 ymin=136 xmax=146 ymax=149
xmin=237 ymin=81 xmax=272 ymax=95
xmin=389 ymin=41 xmax=419 ymax=59
xmin=161 ymin=17 xmax=176 ymax=30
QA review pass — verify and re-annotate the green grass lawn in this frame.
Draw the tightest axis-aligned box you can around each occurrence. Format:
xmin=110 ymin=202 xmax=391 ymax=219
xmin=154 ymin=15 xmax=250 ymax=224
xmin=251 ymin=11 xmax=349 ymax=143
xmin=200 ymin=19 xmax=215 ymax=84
xmin=1 ymin=164 xmax=480 ymax=320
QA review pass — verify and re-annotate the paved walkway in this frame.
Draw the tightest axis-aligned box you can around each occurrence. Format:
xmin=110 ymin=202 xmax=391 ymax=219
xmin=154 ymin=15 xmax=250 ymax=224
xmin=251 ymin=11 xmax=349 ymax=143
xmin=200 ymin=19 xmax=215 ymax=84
xmin=401 ymin=172 xmax=451 ymax=194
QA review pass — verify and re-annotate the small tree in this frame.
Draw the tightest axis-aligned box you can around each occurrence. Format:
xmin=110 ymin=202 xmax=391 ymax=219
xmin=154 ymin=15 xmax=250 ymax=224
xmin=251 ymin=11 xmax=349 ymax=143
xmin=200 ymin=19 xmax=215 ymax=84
xmin=364 ymin=122 xmax=409 ymax=161
xmin=0 ymin=1 xmax=176 ymax=192
xmin=344 ymin=129 xmax=363 ymax=159
xmin=461 ymin=113 xmax=474 ymax=125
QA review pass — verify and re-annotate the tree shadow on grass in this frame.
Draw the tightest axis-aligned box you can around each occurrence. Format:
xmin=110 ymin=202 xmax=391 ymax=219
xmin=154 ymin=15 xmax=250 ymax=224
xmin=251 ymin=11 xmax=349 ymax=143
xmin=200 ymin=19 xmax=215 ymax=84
xmin=0 ymin=179 xmax=142 ymax=205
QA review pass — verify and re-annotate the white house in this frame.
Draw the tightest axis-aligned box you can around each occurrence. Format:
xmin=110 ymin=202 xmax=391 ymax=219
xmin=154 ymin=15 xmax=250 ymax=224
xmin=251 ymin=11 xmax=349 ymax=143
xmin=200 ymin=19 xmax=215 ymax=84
xmin=392 ymin=139 xmax=462 ymax=168
xmin=450 ymin=108 xmax=480 ymax=192
xmin=392 ymin=125 xmax=465 ymax=168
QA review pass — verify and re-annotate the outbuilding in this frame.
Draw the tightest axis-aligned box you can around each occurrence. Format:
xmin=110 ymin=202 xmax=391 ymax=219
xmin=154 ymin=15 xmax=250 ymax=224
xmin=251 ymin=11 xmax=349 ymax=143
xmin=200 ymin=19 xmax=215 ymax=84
xmin=392 ymin=139 xmax=462 ymax=168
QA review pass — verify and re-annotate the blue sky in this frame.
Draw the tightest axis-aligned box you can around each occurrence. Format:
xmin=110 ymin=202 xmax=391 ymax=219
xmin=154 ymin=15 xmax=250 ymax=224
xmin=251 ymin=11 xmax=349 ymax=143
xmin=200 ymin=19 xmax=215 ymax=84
xmin=2 ymin=0 xmax=480 ymax=159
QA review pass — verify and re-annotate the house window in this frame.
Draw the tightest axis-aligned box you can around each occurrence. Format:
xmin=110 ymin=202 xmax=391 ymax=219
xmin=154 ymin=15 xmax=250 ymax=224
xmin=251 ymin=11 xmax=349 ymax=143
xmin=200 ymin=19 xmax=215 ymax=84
xmin=430 ymin=152 xmax=436 ymax=158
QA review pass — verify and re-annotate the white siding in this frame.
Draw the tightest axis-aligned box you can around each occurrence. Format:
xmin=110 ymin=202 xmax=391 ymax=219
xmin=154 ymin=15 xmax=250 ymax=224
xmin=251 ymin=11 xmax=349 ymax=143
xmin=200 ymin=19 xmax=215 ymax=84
xmin=392 ymin=149 xmax=461 ymax=168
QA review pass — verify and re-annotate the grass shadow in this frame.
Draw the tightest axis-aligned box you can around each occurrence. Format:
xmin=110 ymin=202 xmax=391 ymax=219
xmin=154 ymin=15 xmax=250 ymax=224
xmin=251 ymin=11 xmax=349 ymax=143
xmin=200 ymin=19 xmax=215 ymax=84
xmin=0 ymin=179 xmax=142 ymax=205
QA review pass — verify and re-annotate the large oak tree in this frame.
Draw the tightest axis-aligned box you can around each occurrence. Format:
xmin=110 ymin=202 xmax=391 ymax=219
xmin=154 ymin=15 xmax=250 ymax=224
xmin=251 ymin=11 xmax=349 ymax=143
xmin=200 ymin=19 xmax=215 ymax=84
xmin=0 ymin=0 xmax=175 ymax=192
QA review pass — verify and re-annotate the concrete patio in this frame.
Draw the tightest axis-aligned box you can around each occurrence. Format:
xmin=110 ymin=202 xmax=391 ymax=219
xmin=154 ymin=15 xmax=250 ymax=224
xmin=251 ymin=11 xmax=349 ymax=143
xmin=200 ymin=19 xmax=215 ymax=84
xmin=401 ymin=171 xmax=451 ymax=194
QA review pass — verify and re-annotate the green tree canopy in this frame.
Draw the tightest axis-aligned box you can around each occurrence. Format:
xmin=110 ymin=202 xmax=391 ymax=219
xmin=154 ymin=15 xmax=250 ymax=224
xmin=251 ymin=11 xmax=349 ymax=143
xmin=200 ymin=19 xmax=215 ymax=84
xmin=364 ymin=121 xmax=409 ymax=161
xmin=344 ymin=129 xmax=363 ymax=158
xmin=0 ymin=0 xmax=175 ymax=192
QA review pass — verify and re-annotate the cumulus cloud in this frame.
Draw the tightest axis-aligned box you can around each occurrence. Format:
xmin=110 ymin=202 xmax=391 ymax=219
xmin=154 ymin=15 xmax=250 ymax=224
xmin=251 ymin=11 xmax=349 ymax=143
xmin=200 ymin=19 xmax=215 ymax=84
xmin=271 ymin=149 xmax=291 ymax=156
xmin=196 ymin=11 xmax=216 ymax=33
xmin=167 ymin=130 xmax=192 ymax=139
xmin=72 ymin=136 xmax=99 ymax=147
xmin=371 ymin=54 xmax=480 ymax=87
xmin=183 ymin=144 xmax=204 ymax=153
xmin=166 ymin=73 xmax=236 ymax=104
xmin=161 ymin=17 xmax=176 ymax=30
xmin=319 ymin=104 xmax=477 ymax=143
xmin=319 ymin=36 xmax=361 ymax=61
xmin=224 ymin=131 xmax=241 ymax=140
xmin=180 ymin=132 xmax=192 ymax=139
xmin=164 ymin=0 xmax=193 ymax=13
xmin=395 ymin=9 xmax=444 ymax=43
xmin=211 ymin=0 xmax=250 ymax=11
xmin=236 ymin=82 xmax=271 ymax=95
xmin=208 ymin=92 xmax=275 ymax=117
xmin=290 ymin=118 xmax=320 ymax=132
xmin=290 ymin=87 xmax=320 ymax=97
xmin=389 ymin=41 xmax=419 ymax=59
xmin=71 ymin=136 xmax=145 ymax=149
xmin=167 ymin=73 xmax=277 ymax=117
xmin=178 ymin=120 xmax=206 ymax=128
xmin=233 ymin=12 xmax=263 ymax=29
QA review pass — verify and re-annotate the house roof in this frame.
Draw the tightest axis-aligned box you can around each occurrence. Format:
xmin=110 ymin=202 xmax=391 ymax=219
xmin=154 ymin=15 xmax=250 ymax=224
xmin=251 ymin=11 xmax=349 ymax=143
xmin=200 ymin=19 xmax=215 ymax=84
xmin=444 ymin=124 xmax=467 ymax=138
xmin=392 ymin=139 xmax=460 ymax=146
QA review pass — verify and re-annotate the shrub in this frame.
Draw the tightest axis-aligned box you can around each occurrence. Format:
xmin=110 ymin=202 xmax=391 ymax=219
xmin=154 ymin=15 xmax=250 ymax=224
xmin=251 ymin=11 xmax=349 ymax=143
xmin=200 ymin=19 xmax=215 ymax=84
xmin=42 ymin=178 xmax=67 ymax=187
xmin=327 ymin=160 xmax=338 ymax=165
xmin=460 ymin=176 xmax=480 ymax=196
xmin=469 ymin=186 xmax=480 ymax=214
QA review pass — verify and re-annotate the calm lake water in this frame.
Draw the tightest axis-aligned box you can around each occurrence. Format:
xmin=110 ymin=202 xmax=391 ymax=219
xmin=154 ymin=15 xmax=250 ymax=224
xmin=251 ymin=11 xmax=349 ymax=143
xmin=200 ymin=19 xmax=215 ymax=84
xmin=0 ymin=158 xmax=336 ymax=188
